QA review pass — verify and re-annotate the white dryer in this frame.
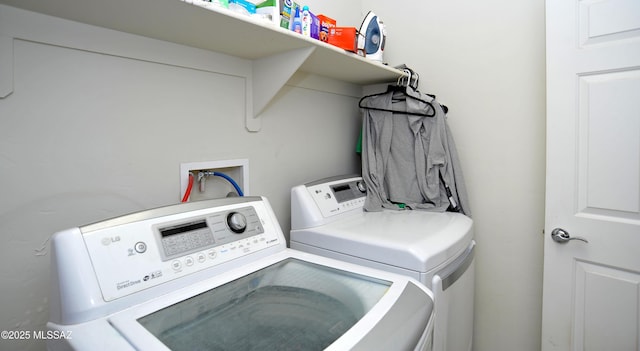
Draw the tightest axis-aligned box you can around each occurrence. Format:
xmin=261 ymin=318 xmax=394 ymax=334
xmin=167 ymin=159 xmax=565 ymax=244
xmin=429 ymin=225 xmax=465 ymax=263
xmin=47 ymin=196 xmax=434 ymax=351
xmin=290 ymin=175 xmax=475 ymax=351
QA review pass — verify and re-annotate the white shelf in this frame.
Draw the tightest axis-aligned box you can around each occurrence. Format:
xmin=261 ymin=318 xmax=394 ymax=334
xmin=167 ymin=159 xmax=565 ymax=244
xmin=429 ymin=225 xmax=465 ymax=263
xmin=0 ymin=0 xmax=403 ymax=130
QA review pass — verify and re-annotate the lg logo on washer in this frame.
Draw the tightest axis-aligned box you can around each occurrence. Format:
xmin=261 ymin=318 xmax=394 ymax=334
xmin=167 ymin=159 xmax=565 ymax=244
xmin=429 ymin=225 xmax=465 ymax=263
xmin=100 ymin=236 xmax=121 ymax=246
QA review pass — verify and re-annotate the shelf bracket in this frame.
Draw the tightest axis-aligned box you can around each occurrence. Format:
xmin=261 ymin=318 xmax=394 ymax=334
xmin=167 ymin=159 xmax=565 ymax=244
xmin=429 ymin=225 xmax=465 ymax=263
xmin=0 ymin=36 xmax=13 ymax=98
xmin=246 ymin=46 xmax=315 ymax=132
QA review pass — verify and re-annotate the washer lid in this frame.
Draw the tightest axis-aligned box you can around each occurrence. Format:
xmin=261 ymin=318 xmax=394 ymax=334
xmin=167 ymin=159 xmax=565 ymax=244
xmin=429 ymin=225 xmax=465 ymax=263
xmin=290 ymin=211 xmax=473 ymax=273
xmin=137 ymin=258 xmax=391 ymax=350
xmin=107 ymin=251 xmax=434 ymax=351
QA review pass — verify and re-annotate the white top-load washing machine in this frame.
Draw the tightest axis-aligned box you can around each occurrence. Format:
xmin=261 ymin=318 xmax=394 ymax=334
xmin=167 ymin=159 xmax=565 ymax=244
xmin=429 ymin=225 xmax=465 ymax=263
xmin=47 ymin=196 xmax=435 ymax=351
xmin=290 ymin=175 xmax=475 ymax=351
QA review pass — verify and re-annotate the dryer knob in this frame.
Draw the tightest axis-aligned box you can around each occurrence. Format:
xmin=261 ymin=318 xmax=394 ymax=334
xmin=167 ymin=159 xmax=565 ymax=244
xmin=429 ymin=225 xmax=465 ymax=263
xmin=356 ymin=181 xmax=367 ymax=193
xmin=227 ymin=212 xmax=247 ymax=233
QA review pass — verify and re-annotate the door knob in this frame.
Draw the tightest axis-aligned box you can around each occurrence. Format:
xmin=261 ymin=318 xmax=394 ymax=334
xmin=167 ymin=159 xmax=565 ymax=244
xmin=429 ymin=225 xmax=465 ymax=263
xmin=551 ymin=228 xmax=588 ymax=243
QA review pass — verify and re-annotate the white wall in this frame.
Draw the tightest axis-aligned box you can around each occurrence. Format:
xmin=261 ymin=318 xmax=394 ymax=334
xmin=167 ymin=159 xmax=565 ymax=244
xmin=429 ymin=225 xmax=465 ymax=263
xmin=360 ymin=0 xmax=547 ymax=350
xmin=0 ymin=4 xmax=362 ymax=350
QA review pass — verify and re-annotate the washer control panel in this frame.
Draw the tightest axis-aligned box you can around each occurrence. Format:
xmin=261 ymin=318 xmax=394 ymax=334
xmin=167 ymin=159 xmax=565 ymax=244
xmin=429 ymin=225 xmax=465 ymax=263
xmin=154 ymin=206 xmax=263 ymax=261
xmin=81 ymin=198 xmax=282 ymax=301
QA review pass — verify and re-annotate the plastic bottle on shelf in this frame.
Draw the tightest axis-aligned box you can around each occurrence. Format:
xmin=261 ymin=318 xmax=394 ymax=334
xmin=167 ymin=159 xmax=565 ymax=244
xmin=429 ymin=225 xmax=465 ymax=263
xmin=301 ymin=6 xmax=311 ymax=37
xmin=292 ymin=5 xmax=302 ymax=34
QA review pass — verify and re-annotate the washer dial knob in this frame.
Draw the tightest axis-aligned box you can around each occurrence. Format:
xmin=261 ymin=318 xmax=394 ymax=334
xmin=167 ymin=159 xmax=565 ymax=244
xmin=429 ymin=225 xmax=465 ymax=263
xmin=356 ymin=181 xmax=367 ymax=193
xmin=227 ymin=212 xmax=247 ymax=233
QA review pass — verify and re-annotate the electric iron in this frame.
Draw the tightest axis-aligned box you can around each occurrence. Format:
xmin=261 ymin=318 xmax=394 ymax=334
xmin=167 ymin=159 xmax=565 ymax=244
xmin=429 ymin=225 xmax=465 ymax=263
xmin=358 ymin=11 xmax=386 ymax=62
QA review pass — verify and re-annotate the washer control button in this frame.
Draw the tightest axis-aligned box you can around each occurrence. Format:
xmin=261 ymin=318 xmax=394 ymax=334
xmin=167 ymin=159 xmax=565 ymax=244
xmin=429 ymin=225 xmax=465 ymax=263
xmin=185 ymin=256 xmax=194 ymax=266
xmin=171 ymin=260 xmax=182 ymax=271
xmin=134 ymin=241 xmax=147 ymax=253
xmin=227 ymin=212 xmax=247 ymax=233
xmin=208 ymin=249 xmax=217 ymax=260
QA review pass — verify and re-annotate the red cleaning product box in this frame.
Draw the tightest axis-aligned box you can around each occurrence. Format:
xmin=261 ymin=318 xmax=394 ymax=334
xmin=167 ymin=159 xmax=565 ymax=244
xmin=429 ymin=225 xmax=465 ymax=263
xmin=317 ymin=14 xmax=336 ymax=43
xmin=328 ymin=27 xmax=357 ymax=52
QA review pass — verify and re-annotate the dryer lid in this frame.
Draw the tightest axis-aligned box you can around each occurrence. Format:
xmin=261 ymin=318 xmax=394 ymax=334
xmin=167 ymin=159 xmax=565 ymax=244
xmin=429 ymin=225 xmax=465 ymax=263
xmin=290 ymin=210 xmax=473 ymax=273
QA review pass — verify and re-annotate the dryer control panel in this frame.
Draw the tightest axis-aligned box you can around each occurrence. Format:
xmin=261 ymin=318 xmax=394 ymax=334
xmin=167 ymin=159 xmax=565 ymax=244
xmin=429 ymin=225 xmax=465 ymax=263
xmin=79 ymin=197 xmax=283 ymax=302
xmin=291 ymin=175 xmax=367 ymax=228
xmin=307 ymin=177 xmax=366 ymax=218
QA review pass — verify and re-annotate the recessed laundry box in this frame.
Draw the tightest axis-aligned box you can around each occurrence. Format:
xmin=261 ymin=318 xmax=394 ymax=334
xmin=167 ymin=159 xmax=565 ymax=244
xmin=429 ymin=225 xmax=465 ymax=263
xmin=291 ymin=175 xmax=475 ymax=351
xmin=47 ymin=196 xmax=434 ymax=351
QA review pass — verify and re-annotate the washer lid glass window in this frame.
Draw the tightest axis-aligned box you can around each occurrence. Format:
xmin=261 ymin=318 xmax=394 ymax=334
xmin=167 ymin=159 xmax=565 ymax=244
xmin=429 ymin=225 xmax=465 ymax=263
xmin=138 ymin=258 xmax=391 ymax=351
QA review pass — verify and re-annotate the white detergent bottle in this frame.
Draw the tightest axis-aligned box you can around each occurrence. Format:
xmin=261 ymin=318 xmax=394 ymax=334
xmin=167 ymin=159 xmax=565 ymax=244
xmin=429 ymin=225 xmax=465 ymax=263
xmin=301 ymin=5 xmax=311 ymax=37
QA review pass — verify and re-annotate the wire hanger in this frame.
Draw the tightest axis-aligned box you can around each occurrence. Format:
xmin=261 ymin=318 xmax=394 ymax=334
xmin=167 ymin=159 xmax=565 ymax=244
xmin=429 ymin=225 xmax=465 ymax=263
xmin=358 ymin=68 xmax=436 ymax=117
xmin=398 ymin=66 xmax=449 ymax=114
xmin=397 ymin=67 xmax=419 ymax=91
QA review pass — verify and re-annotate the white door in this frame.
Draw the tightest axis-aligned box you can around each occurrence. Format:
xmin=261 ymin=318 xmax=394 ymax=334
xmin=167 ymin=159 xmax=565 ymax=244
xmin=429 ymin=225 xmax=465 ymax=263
xmin=541 ymin=0 xmax=640 ymax=350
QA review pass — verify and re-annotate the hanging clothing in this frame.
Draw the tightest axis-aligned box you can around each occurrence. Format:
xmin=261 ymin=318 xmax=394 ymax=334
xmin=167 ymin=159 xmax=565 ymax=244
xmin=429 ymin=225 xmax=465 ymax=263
xmin=360 ymin=87 xmax=471 ymax=217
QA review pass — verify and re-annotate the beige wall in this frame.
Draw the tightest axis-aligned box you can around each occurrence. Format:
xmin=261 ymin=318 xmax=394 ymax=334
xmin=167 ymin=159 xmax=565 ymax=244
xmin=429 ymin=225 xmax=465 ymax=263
xmin=0 ymin=1 xmax=546 ymax=350
xmin=359 ymin=0 xmax=547 ymax=349
xmin=0 ymin=5 xmax=363 ymax=350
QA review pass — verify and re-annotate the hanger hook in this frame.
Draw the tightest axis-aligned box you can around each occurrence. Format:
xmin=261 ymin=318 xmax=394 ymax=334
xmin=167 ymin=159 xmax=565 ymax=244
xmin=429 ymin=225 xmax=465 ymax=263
xmin=411 ymin=70 xmax=419 ymax=90
xmin=397 ymin=68 xmax=412 ymax=87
